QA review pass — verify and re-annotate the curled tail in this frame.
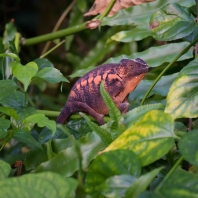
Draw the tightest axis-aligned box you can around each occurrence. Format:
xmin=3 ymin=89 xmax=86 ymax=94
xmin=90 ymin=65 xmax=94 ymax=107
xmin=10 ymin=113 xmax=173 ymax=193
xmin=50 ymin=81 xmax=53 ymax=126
xmin=56 ymin=105 xmax=71 ymax=124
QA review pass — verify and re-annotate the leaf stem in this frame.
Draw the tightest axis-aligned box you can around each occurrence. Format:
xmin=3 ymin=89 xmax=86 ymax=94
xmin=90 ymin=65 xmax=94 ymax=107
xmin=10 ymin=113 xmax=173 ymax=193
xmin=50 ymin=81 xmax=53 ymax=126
xmin=36 ymin=110 xmax=112 ymax=122
xmin=98 ymin=0 xmax=116 ymax=21
xmin=155 ymin=156 xmax=183 ymax=192
xmin=23 ymin=23 xmax=87 ymax=45
xmin=23 ymin=0 xmax=116 ymax=46
xmin=140 ymin=37 xmax=198 ymax=105
xmin=41 ymin=0 xmax=76 ymax=55
xmin=40 ymin=40 xmax=66 ymax=58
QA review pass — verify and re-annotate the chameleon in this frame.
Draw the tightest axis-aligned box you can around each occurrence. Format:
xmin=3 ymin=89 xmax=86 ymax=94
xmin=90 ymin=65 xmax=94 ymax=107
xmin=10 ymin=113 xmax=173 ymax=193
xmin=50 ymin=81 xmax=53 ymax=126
xmin=57 ymin=58 xmax=149 ymax=125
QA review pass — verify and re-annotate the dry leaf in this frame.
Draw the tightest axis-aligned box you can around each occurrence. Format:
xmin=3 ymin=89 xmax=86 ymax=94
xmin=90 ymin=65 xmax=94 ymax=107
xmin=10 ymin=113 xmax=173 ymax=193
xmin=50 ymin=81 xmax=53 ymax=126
xmin=84 ymin=0 xmax=155 ymax=17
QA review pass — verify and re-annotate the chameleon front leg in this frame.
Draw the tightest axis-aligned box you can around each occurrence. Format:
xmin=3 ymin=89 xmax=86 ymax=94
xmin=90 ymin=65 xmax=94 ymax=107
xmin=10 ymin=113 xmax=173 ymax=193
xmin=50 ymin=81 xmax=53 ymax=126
xmin=105 ymin=79 xmax=129 ymax=114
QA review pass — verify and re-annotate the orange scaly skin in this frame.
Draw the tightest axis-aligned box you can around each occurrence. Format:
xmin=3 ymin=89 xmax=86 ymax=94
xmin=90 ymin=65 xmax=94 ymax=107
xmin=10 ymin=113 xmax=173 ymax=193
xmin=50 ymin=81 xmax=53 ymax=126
xmin=57 ymin=58 xmax=149 ymax=125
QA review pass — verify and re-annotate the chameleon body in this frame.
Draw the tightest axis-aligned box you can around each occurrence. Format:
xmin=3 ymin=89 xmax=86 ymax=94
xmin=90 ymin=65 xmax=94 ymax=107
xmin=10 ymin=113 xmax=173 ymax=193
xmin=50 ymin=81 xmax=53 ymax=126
xmin=57 ymin=58 xmax=149 ymax=125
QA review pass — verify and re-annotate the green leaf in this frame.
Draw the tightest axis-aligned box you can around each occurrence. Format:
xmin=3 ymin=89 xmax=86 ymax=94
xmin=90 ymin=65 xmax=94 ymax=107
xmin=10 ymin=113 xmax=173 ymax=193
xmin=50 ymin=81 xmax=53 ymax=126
xmin=80 ymin=112 xmax=113 ymax=146
xmin=108 ymin=26 xmax=152 ymax=43
xmin=11 ymin=62 xmax=38 ymax=91
xmin=85 ymin=149 xmax=141 ymax=197
xmin=0 ymin=106 xmax=18 ymax=119
xmin=0 ymin=160 xmax=11 ymax=180
xmin=124 ymin=103 xmax=164 ymax=128
xmin=0 ymin=91 xmax=26 ymax=109
xmin=129 ymin=73 xmax=178 ymax=101
xmin=34 ymin=132 xmax=105 ymax=176
xmin=105 ymin=42 xmax=193 ymax=67
xmin=157 ymin=169 xmax=198 ymax=197
xmin=46 ymin=139 xmax=56 ymax=160
xmin=0 ymin=80 xmax=18 ymax=100
xmin=125 ymin=167 xmax=163 ymax=198
xmin=0 ymin=53 xmax=20 ymax=62
xmin=178 ymin=129 xmax=198 ymax=168
xmin=25 ymin=114 xmax=56 ymax=135
xmin=77 ymin=0 xmax=87 ymax=12
xmin=33 ymin=58 xmax=54 ymax=70
xmin=0 ymin=172 xmax=78 ymax=198
xmin=105 ymin=110 xmax=175 ymax=166
xmin=150 ymin=3 xmax=196 ymax=41
xmin=0 ymin=118 xmax=10 ymax=139
xmin=139 ymin=192 xmax=163 ymax=198
xmin=102 ymin=0 xmax=195 ymax=26
xmin=13 ymin=130 xmax=43 ymax=150
xmin=3 ymin=21 xmax=17 ymax=45
xmin=102 ymin=175 xmax=136 ymax=198
xmin=24 ymin=145 xmax=48 ymax=171
xmin=165 ymin=59 xmax=198 ymax=119
xmin=34 ymin=67 xmax=69 ymax=84
xmin=100 ymin=81 xmax=125 ymax=137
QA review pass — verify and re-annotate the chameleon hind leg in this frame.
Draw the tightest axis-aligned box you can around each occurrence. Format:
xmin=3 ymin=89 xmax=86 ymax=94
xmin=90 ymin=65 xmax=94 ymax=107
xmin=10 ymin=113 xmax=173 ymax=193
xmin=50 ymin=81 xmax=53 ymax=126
xmin=69 ymin=101 xmax=105 ymax=125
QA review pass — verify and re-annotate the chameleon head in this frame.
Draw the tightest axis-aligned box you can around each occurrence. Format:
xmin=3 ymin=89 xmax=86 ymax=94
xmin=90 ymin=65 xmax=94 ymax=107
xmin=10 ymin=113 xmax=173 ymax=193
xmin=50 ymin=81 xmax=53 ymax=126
xmin=120 ymin=58 xmax=149 ymax=77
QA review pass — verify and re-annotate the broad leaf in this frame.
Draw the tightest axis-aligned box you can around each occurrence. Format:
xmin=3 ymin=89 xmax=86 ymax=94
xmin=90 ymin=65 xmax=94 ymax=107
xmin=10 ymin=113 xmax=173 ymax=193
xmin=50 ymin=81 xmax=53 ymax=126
xmin=165 ymin=59 xmax=198 ymax=119
xmin=34 ymin=67 xmax=69 ymax=84
xmin=102 ymin=175 xmax=136 ymax=198
xmin=108 ymin=26 xmax=152 ymax=43
xmin=105 ymin=42 xmax=193 ymax=67
xmin=150 ymin=3 xmax=196 ymax=41
xmin=0 ymin=160 xmax=11 ymax=180
xmin=25 ymin=114 xmax=56 ymax=135
xmin=0 ymin=118 xmax=10 ymax=139
xmin=0 ymin=80 xmax=18 ymax=99
xmin=124 ymin=103 xmax=164 ymax=128
xmin=10 ymin=62 xmax=38 ymax=91
xmin=13 ymin=130 xmax=43 ymax=150
xmin=85 ymin=149 xmax=141 ymax=197
xmin=102 ymin=0 xmax=195 ymax=26
xmin=33 ymin=58 xmax=54 ymax=70
xmin=24 ymin=145 xmax=48 ymax=171
xmin=0 ymin=53 xmax=20 ymax=62
xmin=105 ymin=110 xmax=175 ymax=166
xmin=34 ymin=132 xmax=105 ymax=176
xmin=0 ymin=91 xmax=26 ymax=109
xmin=178 ymin=129 xmax=198 ymax=169
xmin=0 ymin=172 xmax=78 ymax=198
xmin=157 ymin=170 xmax=198 ymax=197
xmin=125 ymin=167 xmax=163 ymax=198
xmin=0 ymin=106 xmax=18 ymax=119
xmin=129 ymin=73 xmax=178 ymax=101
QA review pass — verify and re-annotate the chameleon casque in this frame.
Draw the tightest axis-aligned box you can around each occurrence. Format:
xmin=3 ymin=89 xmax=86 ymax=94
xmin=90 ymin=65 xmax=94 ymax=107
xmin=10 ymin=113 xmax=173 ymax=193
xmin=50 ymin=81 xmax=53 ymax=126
xmin=57 ymin=58 xmax=149 ymax=125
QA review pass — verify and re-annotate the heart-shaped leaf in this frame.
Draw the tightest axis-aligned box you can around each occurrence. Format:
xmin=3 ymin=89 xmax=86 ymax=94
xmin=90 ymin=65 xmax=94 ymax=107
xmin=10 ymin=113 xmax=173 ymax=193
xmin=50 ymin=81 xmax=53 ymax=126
xmin=11 ymin=62 xmax=38 ymax=91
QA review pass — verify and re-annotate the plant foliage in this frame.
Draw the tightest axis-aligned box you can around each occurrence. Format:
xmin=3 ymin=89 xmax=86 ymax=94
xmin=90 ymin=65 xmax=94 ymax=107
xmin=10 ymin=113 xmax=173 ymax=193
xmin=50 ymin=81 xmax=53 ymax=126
xmin=0 ymin=1 xmax=198 ymax=197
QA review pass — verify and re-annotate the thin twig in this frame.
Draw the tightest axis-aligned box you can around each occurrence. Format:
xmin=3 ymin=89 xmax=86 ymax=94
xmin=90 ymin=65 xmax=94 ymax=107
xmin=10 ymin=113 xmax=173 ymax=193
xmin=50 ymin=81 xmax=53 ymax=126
xmin=41 ymin=0 xmax=76 ymax=55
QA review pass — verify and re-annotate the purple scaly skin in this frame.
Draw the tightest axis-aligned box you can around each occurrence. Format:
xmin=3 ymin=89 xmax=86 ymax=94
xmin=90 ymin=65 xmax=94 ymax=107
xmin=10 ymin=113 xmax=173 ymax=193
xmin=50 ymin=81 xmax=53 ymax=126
xmin=57 ymin=58 xmax=149 ymax=125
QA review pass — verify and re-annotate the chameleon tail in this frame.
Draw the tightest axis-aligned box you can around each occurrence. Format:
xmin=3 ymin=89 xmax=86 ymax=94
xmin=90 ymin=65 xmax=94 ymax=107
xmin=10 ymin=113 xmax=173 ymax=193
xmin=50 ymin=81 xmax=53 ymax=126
xmin=56 ymin=106 xmax=71 ymax=124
